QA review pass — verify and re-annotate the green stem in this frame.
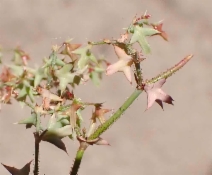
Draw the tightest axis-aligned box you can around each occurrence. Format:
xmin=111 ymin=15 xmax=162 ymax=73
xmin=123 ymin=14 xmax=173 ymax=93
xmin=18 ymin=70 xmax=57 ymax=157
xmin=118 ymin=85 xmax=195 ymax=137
xmin=88 ymin=89 xmax=142 ymax=140
xmin=70 ymin=89 xmax=142 ymax=175
xmin=24 ymin=101 xmax=35 ymax=110
xmin=70 ymin=142 xmax=88 ymax=175
xmin=36 ymin=113 xmax=40 ymax=133
xmin=145 ymin=54 xmax=193 ymax=84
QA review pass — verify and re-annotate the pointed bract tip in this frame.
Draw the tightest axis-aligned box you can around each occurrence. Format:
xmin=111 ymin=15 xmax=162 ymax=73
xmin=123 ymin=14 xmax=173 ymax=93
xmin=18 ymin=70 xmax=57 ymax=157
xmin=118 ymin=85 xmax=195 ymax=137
xmin=186 ymin=54 xmax=193 ymax=60
xmin=95 ymin=138 xmax=110 ymax=146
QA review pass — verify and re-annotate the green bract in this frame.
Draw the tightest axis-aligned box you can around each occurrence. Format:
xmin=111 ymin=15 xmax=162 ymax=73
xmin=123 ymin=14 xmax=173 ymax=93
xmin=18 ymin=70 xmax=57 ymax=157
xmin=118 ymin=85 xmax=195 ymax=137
xmin=72 ymin=45 xmax=98 ymax=69
xmin=130 ymin=25 xmax=160 ymax=54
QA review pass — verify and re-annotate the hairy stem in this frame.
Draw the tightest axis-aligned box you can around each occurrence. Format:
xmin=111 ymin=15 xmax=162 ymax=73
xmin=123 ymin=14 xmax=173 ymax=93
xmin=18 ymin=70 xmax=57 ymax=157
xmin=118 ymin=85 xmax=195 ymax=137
xmin=88 ymin=89 xmax=142 ymax=140
xmin=88 ymin=40 xmax=115 ymax=45
xmin=70 ymin=89 xmax=142 ymax=175
xmin=70 ymin=142 xmax=88 ymax=175
xmin=145 ymin=54 xmax=193 ymax=84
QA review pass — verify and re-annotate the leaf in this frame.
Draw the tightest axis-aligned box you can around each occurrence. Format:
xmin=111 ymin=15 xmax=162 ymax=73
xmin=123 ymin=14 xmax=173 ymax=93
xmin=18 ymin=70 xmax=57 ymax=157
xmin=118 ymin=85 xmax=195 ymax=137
xmin=91 ymin=137 xmax=110 ymax=146
xmin=72 ymin=45 xmax=97 ymax=69
xmin=17 ymin=84 xmax=35 ymax=102
xmin=89 ymin=67 xmax=104 ymax=86
xmin=78 ymin=136 xmax=110 ymax=146
xmin=106 ymin=45 xmax=133 ymax=83
xmin=27 ymin=86 xmax=35 ymax=102
xmin=59 ymin=42 xmax=81 ymax=61
xmin=44 ymin=52 xmax=65 ymax=68
xmin=42 ymin=125 xmax=73 ymax=153
xmin=12 ymin=48 xmax=30 ymax=66
xmin=55 ymin=64 xmax=74 ymax=92
xmin=42 ymin=136 xmax=67 ymax=153
xmin=1 ymin=160 xmax=32 ymax=175
xmin=87 ymin=105 xmax=111 ymax=137
xmin=16 ymin=108 xmax=46 ymax=131
xmin=92 ymin=104 xmax=111 ymax=124
xmin=0 ymin=66 xmax=15 ymax=82
xmin=47 ymin=113 xmax=67 ymax=129
xmin=151 ymin=22 xmax=168 ymax=41
xmin=41 ymin=114 xmax=73 ymax=152
xmin=67 ymin=102 xmax=83 ymax=129
xmin=34 ymin=67 xmax=47 ymax=88
xmin=8 ymin=65 xmax=24 ymax=77
xmin=55 ymin=64 xmax=88 ymax=92
xmin=17 ymin=85 xmax=27 ymax=101
xmin=15 ymin=112 xmax=37 ymax=129
xmin=89 ymin=71 xmax=100 ymax=86
xmin=144 ymin=79 xmax=174 ymax=110
xmin=37 ymin=87 xmax=63 ymax=109
xmin=130 ymin=25 xmax=160 ymax=54
xmin=0 ymin=86 xmax=13 ymax=104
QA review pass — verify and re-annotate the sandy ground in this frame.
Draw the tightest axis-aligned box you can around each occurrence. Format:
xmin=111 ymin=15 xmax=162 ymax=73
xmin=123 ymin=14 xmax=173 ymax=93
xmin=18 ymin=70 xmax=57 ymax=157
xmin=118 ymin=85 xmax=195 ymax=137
xmin=0 ymin=0 xmax=212 ymax=175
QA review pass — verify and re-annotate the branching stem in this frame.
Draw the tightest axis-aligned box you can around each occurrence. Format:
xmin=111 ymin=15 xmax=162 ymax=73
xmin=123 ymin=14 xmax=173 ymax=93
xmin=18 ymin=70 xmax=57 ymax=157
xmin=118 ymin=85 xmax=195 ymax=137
xmin=88 ymin=89 xmax=142 ymax=140
xmin=70 ymin=142 xmax=88 ymax=175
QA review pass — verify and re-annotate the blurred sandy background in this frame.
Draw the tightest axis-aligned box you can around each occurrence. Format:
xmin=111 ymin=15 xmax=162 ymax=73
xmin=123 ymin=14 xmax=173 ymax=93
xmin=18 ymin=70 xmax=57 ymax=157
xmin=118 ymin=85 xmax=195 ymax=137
xmin=0 ymin=0 xmax=212 ymax=175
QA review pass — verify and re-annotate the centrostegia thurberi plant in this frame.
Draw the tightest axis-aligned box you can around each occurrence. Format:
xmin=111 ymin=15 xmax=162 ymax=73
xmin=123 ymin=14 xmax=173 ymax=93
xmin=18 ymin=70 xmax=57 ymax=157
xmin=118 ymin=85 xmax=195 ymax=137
xmin=0 ymin=12 xmax=193 ymax=175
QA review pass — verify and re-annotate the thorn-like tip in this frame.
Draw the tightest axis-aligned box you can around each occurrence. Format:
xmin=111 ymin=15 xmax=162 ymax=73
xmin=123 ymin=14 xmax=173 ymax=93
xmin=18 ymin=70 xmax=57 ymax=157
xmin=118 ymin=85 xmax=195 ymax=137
xmin=187 ymin=54 xmax=194 ymax=59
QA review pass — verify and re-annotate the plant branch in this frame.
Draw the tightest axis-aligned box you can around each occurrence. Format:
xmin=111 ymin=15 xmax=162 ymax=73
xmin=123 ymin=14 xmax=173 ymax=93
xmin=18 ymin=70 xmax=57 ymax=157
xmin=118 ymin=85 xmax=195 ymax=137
xmin=24 ymin=101 xmax=35 ymax=110
xmin=88 ymin=89 xmax=142 ymax=140
xmin=70 ymin=142 xmax=88 ymax=175
xmin=33 ymin=133 xmax=40 ymax=175
xmin=145 ymin=54 xmax=193 ymax=84
xmin=33 ymin=110 xmax=41 ymax=175
xmin=132 ymin=51 xmax=143 ymax=87
xmin=88 ymin=40 xmax=114 ymax=46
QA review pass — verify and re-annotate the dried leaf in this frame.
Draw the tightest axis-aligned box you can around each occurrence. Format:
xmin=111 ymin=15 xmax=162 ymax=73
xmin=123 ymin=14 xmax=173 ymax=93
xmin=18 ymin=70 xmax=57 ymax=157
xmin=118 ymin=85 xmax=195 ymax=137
xmin=94 ymin=137 xmax=110 ymax=146
xmin=37 ymin=87 xmax=62 ymax=109
xmin=117 ymin=32 xmax=129 ymax=43
xmin=78 ymin=136 xmax=110 ymax=146
xmin=67 ymin=102 xmax=82 ymax=129
xmin=151 ymin=22 xmax=168 ymax=41
xmin=92 ymin=106 xmax=111 ymax=124
xmin=59 ymin=42 xmax=81 ymax=61
xmin=0 ymin=66 xmax=15 ymax=82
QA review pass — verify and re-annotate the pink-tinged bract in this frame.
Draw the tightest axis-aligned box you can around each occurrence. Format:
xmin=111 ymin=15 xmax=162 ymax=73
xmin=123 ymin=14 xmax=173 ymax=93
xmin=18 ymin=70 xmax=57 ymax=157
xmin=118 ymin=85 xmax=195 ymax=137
xmin=144 ymin=79 xmax=174 ymax=110
xmin=106 ymin=45 xmax=133 ymax=83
